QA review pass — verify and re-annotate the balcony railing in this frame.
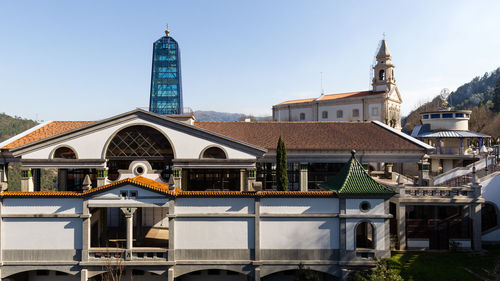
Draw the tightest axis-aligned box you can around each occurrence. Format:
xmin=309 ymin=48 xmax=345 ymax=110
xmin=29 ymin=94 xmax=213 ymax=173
xmin=402 ymin=186 xmax=477 ymax=199
xmin=88 ymin=248 xmax=168 ymax=261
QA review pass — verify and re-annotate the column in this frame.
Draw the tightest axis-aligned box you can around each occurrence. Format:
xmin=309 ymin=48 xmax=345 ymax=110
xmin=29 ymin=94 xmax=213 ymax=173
xmin=172 ymin=168 xmax=182 ymax=190
xmin=240 ymin=169 xmax=247 ymax=191
xmin=168 ymin=200 xmax=175 ymax=262
xmin=81 ymin=202 xmax=90 ymax=262
xmin=80 ymin=269 xmax=88 ymax=281
xmin=20 ymin=168 xmax=34 ymax=192
xmin=247 ymin=169 xmax=257 ymax=191
xmin=121 ymin=207 xmax=137 ymax=260
xmin=168 ymin=267 xmax=175 ymax=281
xmin=397 ymin=203 xmax=406 ymax=250
xmin=460 ymin=137 xmax=464 ymax=155
xmin=300 ymin=163 xmax=308 ymax=191
xmin=97 ymin=168 xmax=108 ymax=187
xmin=254 ymin=198 xmax=261 ymax=262
xmin=254 ymin=266 xmax=261 ymax=281
xmin=57 ymin=169 xmax=68 ymax=191
xmin=0 ymin=163 xmax=8 ymax=191
xmin=417 ymin=156 xmax=430 ymax=186
xmin=339 ymin=198 xmax=346 ymax=260
xmin=470 ymin=202 xmax=482 ymax=251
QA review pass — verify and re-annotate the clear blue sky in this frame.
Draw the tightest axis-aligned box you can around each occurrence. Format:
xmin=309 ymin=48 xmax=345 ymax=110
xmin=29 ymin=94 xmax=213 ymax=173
xmin=1 ymin=0 xmax=500 ymax=121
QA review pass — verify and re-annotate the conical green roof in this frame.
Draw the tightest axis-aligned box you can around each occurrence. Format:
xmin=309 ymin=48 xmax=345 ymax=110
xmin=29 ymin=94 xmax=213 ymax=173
xmin=319 ymin=151 xmax=394 ymax=194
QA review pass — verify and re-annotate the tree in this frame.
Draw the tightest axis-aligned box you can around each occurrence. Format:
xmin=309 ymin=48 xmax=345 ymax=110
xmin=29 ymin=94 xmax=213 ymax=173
xmin=276 ymin=136 xmax=289 ymax=191
xmin=349 ymin=258 xmax=403 ymax=281
xmin=493 ymin=75 xmax=500 ymax=113
xmin=295 ymin=263 xmax=320 ymax=281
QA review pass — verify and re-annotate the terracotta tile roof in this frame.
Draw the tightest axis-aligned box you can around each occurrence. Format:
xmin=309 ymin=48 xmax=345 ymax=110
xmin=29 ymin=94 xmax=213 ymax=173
xmin=275 ymin=97 xmax=318 ymax=106
xmin=318 ymin=91 xmax=379 ymax=101
xmin=0 ymin=176 xmax=336 ymax=198
xmin=0 ymin=176 xmax=172 ymax=198
xmin=82 ymin=176 xmax=172 ymax=196
xmin=194 ymin=121 xmax=425 ymax=151
xmin=0 ymin=191 xmax=82 ymax=197
xmin=2 ymin=121 xmax=95 ymax=149
xmin=274 ymin=91 xmax=383 ymax=106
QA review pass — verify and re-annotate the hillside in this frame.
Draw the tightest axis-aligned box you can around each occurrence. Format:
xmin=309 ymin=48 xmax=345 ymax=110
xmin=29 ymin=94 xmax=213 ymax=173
xmin=0 ymin=113 xmax=38 ymax=142
xmin=402 ymin=67 xmax=500 ymax=137
xmin=194 ymin=110 xmax=272 ymax=121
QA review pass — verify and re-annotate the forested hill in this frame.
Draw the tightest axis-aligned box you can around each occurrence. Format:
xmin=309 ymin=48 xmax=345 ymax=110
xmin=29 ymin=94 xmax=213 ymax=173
xmin=402 ymin=67 xmax=500 ymax=136
xmin=0 ymin=113 xmax=38 ymax=142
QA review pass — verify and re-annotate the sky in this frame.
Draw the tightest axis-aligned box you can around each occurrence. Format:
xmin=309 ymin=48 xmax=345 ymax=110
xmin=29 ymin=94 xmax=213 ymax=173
xmin=1 ymin=0 xmax=500 ymax=121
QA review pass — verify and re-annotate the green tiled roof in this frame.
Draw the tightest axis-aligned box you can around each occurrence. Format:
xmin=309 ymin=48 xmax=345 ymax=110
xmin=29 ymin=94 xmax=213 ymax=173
xmin=319 ymin=152 xmax=394 ymax=194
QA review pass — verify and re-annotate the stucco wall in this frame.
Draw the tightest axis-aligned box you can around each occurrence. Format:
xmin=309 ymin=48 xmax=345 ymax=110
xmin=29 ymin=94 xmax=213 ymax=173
xmin=2 ymin=198 xmax=82 ymax=214
xmin=260 ymin=218 xmax=339 ymax=249
xmin=345 ymin=199 xmax=384 ymax=215
xmin=21 ymin=118 xmax=256 ymax=160
xmin=260 ymin=198 xmax=338 ymax=214
xmin=481 ymin=173 xmax=500 ymax=242
xmin=345 ymin=218 xmax=385 ymax=250
xmin=175 ymin=198 xmax=254 ymax=214
xmin=174 ymin=218 xmax=254 ymax=249
xmin=2 ymin=218 xmax=82 ymax=249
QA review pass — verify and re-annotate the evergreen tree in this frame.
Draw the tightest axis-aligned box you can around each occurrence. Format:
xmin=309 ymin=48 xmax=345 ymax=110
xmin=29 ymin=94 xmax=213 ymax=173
xmin=493 ymin=75 xmax=500 ymax=113
xmin=276 ymin=136 xmax=289 ymax=191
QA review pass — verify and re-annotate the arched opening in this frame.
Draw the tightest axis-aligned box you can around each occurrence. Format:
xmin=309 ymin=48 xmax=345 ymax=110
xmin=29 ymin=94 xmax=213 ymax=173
xmin=202 ymin=147 xmax=227 ymax=159
xmin=177 ymin=269 xmax=249 ymax=281
xmin=105 ymin=125 xmax=174 ymax=181
xmin=53 ymin=146 xmax=77 ymax=159
xmin=91 ymin=269 xmax=165 ymax=281
xmin=378 ymin=69 xmax=385 ymax=81
xmin=482 ymin=202 xmax=499 ymax=232
xmin=6 ymin=270 xmax=78 ymax=281
xmin=356 ymin=221 xmax=375 ymax=249
xmin=262 ymin=268 xmax=338 ymax=281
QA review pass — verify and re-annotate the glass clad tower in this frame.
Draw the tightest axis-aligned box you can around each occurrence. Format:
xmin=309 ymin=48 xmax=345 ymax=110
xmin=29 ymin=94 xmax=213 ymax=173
xmin=149 ymin=26 xmax=183 ymax=115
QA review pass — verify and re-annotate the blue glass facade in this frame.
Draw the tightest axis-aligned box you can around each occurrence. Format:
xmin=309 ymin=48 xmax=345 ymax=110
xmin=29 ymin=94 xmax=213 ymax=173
xmin=149 ymin=33 xmax=183 ymax=115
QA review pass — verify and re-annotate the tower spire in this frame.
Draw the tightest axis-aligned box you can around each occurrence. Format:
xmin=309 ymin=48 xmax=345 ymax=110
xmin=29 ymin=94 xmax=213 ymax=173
xmin=165 ymin=24 xmax=170 ymax=37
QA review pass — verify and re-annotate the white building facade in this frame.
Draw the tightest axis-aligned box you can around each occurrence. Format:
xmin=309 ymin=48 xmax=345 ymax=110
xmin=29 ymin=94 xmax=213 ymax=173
xmin=0 ymin=109 xmax=434 ymax=281
xmin=272 ymin=40 xmax=402 ymax=130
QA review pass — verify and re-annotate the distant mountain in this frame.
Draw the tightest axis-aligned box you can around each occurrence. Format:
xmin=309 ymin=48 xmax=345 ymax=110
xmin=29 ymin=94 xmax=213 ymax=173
xmin=402 ymin=67 xmax=500 ymax=134
xmin=194 ymin=110 xmax=272 ymax=122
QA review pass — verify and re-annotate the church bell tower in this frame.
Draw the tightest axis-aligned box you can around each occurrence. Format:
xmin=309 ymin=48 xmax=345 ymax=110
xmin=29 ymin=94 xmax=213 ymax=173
xmin=372 ymin=40 xmax=396 ymax=92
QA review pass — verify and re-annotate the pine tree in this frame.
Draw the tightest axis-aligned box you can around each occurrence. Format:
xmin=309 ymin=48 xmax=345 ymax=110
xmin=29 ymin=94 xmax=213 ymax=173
xmin=493 ymin=75 xmax=500 ymax=113
xmin=276 ymin=136 xmax=289 ymax=191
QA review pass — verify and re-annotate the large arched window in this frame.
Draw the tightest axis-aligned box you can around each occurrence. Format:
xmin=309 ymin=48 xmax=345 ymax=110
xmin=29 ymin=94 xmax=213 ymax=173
xmin=356 ymin=222 xmax=375 ymax=249
xmin=53 ymin=147 xmax=77 ymax=159
xmin=202 ymin=147 xmax=227 ymax=159
xmin=105 ymin=125 xmax=174 ymax=181
xmin=482 ymin=202 xmax=499 ymax=232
